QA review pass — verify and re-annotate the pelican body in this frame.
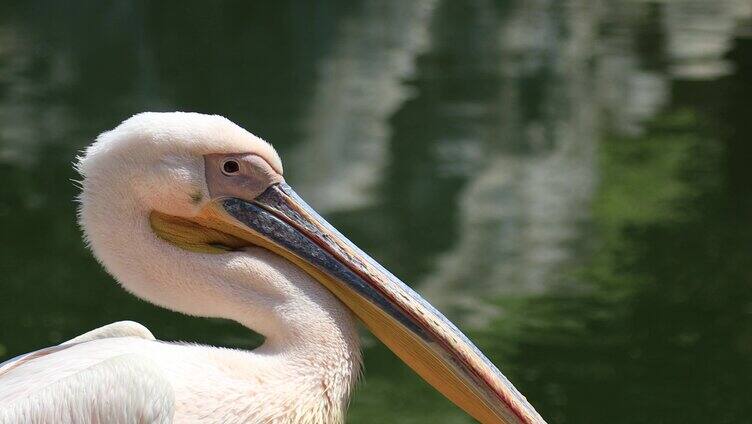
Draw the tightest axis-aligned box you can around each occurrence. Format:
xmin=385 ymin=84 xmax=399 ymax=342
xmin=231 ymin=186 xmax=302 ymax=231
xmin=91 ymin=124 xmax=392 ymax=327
xmin=0 ymin=112 xmax=545 ymax=424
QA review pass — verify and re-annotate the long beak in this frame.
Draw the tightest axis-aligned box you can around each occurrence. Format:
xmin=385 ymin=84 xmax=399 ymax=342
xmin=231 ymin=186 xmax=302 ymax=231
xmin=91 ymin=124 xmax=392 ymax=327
xmin=209 ymin=183 xmax=545 ymax=424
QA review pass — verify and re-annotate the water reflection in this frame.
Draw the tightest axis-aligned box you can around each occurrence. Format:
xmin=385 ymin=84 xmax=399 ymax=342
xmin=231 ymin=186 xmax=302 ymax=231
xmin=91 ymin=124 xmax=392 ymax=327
xmin=663 ymin=0 xmax=751 ymax=79
xmin=290 ymin=1 xmax=436 ymax=213
xmin=0 ymin=1 xmax=750 ymax=423
xmin=417 ymin=0 xmax=600 ymax=328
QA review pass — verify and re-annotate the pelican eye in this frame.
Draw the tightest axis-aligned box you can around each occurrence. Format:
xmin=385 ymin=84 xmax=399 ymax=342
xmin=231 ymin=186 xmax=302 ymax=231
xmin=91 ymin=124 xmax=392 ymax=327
xmin=222 ymin=159 xmax=240 ymax=175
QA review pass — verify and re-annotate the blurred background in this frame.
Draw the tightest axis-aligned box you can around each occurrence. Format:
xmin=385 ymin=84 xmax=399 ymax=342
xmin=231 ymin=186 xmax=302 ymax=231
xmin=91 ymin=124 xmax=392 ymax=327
xmin=0 ymin=1 xmax=751 ymax=422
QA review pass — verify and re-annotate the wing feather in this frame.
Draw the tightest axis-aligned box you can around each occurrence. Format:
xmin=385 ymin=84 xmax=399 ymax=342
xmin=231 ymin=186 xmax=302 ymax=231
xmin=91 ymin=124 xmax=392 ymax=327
xmin=0 ymin=321 xmax=173 ymax=423
xmin=0 ymin=321 xmax=154 ymax=376
xmin=0 ymin=354 xmax=174 ymax=424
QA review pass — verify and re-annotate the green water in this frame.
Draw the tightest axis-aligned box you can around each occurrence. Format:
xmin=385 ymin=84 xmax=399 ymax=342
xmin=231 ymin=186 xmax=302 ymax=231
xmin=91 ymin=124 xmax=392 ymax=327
xmin=1 ymin=1 xmax=751 ymax=423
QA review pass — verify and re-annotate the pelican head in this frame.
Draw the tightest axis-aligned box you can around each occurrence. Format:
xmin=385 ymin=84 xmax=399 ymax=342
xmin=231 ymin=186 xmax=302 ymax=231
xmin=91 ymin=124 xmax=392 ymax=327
xmin=76 ymin=112 xmax=544 ymax=424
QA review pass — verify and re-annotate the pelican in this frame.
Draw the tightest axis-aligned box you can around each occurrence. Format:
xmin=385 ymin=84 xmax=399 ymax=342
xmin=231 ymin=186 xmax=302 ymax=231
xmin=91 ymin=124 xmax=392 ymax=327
xmin=0 ymin=112 xmax=545 ymax=424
